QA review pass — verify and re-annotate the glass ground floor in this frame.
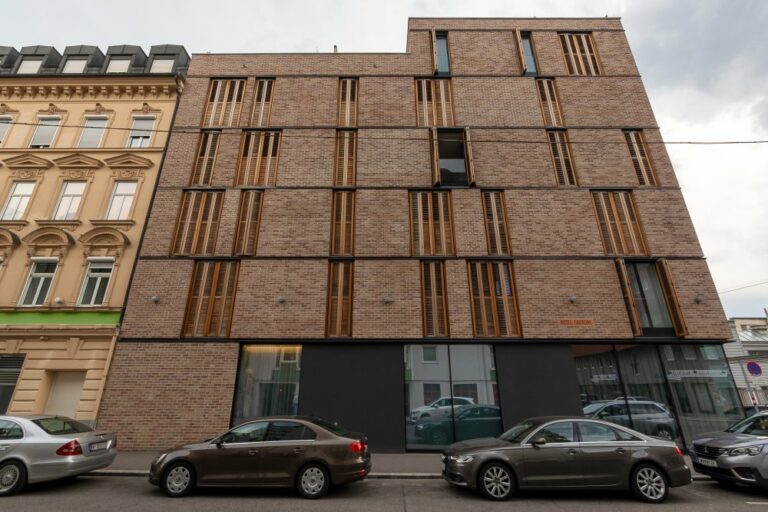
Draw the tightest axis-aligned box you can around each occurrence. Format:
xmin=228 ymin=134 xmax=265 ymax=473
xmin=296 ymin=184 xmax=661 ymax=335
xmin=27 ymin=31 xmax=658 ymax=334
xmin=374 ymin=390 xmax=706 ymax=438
xmin=225 ymin=341 xmax=741 ymax=452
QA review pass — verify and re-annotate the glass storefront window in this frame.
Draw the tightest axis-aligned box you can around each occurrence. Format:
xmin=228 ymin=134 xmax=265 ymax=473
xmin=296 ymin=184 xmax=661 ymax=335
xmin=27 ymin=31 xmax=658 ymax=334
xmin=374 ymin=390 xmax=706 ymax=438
xmin=232 ymin=345 xmax=302 ymax=426
xmin=405 ymin=344 xmax=501 ymax=449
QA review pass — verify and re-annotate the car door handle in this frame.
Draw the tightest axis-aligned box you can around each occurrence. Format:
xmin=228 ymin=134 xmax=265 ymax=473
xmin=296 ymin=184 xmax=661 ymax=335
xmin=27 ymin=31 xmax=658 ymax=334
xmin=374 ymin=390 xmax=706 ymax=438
xmin=248 ymin=449 xmax=259 ymax=455
xmin=294 ymin=447 xmax=305 ymax=453
xmin=616 ymin=448 xmax=626 ymax=454
xmin=568 ymin=448 xmax=579 ymax=455
xmin=0 ymin=445 xmax=9 ymax=451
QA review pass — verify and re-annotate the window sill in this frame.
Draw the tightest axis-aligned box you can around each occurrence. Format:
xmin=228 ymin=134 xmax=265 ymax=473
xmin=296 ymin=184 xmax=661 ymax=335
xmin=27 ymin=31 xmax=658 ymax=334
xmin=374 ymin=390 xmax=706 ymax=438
xmin=35 ymin=219 xmax=81 ymax=230
xmin=90 ymin=219 xmax=135 ymax=230
xmin=0 ymin=220 xmax=28 ymax=230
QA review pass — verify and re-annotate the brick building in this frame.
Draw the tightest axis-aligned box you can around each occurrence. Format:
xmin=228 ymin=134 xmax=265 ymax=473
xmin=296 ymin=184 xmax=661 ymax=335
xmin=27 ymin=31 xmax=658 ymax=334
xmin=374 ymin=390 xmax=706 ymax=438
xmin=98 ymin=18 xmax=741 ymax=451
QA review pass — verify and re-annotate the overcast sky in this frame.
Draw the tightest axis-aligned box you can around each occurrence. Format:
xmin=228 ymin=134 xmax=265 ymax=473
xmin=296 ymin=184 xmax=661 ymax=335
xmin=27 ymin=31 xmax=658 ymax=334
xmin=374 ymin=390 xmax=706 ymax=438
xmin=5 ymin=0 xmax=767 ymax=318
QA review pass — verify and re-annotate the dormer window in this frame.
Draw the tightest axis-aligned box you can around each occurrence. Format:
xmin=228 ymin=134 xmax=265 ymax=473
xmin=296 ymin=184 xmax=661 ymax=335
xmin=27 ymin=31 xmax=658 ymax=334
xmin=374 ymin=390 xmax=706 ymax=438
xmin=106 ymin=58 xmax=130 ymax=73
xmin=149 ymin=58 xmax=174 ymax=73
xmin=62 ymin=58 xmax=87 ymax=74
xmin=17 ymin=58 xmax=42 ymax=74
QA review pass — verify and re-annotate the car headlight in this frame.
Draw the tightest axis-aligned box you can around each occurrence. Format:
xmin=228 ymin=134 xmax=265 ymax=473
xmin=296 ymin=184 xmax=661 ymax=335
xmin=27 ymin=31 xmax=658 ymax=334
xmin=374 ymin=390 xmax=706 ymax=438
xmin=449 ymin=455 xmax=474 ymax=464
xmin=729 ymin=445 xmax=763 ymax=457
xmin=153 ymin=453 xmax=167 ymax=465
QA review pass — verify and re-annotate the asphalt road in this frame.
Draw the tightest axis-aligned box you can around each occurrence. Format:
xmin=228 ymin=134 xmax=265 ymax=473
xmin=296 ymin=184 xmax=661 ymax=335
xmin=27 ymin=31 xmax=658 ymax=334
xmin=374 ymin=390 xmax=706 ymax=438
xmin=6 ymin=476 xmax=768 ymax=512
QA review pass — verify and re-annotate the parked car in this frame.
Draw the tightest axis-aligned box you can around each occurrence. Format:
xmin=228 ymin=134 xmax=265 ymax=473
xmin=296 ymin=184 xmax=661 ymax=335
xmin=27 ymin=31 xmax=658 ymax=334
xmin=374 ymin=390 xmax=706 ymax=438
xmin=410 ymin=396 xmax=475 ymax=422
xmin=583 ymin=400 xmax=678 ymax=440
xmin=691 ymin=412 xmax=768 ymax=489
xmin=0 ymin=415 xmax=117 ymax=497
xmin=415 ymin=405 xmax=502 ymax=445
xmin=150 ymin=416 xmax=370 ymax=499
xmin=441 ymin=416 xmax=691 ymax=503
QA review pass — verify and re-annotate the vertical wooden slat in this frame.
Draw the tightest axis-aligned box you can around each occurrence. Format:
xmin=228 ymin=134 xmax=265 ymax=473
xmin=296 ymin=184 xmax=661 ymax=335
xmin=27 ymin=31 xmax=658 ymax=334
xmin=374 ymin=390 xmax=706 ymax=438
xmin=431 ymin=29 xmax=439 ymax=75
xmin=464 ymin=127 xmax=476 ymax=186
xmin=656 ymin=259 xmax=689 ymax=337
xmin=430 ymin=128 xmax=441 ymax=186
xmin=616 ymin=259 xmax=643 ymax=337
xmin=516 ymin=30 xmax=527 ymax=75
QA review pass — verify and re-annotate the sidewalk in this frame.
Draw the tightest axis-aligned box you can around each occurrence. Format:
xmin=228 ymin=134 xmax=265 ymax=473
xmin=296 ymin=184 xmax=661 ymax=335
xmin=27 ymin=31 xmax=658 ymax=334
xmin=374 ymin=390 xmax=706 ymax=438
xmin=94 ymin=451 xmax=708 ymax=480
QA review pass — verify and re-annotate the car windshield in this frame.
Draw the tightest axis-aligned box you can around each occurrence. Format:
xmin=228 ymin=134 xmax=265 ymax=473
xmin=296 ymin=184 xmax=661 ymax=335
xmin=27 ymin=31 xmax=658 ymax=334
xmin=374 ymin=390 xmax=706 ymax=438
xmin=726 ymin=415 xmax=768 ymax=435
xmin=33 ymin=417 xmax=92 ymax=435
xmin=309 ymin=418 xmax=350 ymax=437
xmin=582 ymin=403 xmax=605 ymax=415
xmin=499 ymin=420 xmax=543 ymax=442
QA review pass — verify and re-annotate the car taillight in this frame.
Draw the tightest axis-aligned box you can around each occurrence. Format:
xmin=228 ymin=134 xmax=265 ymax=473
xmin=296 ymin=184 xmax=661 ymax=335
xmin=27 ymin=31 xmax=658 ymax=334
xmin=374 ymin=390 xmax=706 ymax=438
xmin=350 ymin=441 xmax=367 ymax=454
xmin=674 ymin=446 xmax=684 ymax=457
xmin=56 ymin=440 xmax=83 ymax=456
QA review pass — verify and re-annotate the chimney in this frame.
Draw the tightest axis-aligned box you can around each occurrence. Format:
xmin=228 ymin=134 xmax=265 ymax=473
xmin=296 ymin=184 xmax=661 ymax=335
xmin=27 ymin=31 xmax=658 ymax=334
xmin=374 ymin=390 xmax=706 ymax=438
xmin=333 ymin=45 xmax=338 ymax=53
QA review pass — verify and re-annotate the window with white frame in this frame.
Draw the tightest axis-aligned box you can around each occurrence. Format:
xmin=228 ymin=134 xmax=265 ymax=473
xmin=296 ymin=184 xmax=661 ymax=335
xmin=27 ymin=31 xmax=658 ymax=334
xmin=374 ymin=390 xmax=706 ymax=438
xmin=77 ymin=117 xmax=108 ymax=148
xmin=0 ymin=182 xmax=35 ymax=221
xmin=106 ymin=58 xmax=130 ymax=73
xmin=422 ymin=345 xmax=438 ymax=363
xmin=105 ymin=181 xmax=137 ymax=220
xmin=29 ymin=116 xmax=60 ymax=148
xmin=62 ymin=58 xmax=87 ymax=74
xmin=149 ymin=58 xmax=174 ymax=73
xmin=127 ymin=117 xmax=154 ymax=148
xmin=19 ymin=259 xmax=57 ymax=306
xmin=17 ymin=58 xmax=42 ymax=74
xmin=52 ymin=181 xmax=86 ymax=220
xmin=0 ymin=115 xmax=12 ymax=144
xmin=78 ymin=259 xmax=114 ymax=306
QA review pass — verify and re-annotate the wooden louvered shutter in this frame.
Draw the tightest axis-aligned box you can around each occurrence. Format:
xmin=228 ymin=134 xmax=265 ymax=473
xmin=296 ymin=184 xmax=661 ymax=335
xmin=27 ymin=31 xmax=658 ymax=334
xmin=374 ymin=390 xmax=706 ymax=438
xmin=430 ymin=127 xmax=441 ymax=186
xmin=331 ymin=191 xmax=355 ymax=256
xmin=656 ymin=259 xmax=688 ymax=337
xmin=624 ymin=130 xmax=657 ymax=186
xmin=548 ymin=130 xmax=577 ymax=186
xmin=338 ymin=79 xmax=358 ymax=127
xmin=464 ymin=127 xmax=476 ymax=186
xmin=237 ymin=131 xmax=280 ymax=186
xmin=593 ymin=191 xmax=647 ymax=256
xmin=327 ymin=261 xmax=353 ymax=337
xmin=172 ymin=191 xmax=223 ymax=255
xmin=468 ymin=261 xmax=520 ymax=337
xmin=537 ymin=79 xmax=564 ymax=127
xmin=431 ymin=29 xmax=439 ymax=75
xmin=483 ymin=191 xmax=510 ymax=255
xmin=191 ymin=131 xmax=219 ymax=185
xmin=334 ymin=130 xmax=357 ymax=186
xmin=233 ymin=190 xmax=262 ymax=256
xmin=421 ymin=261 xmax=449 ymax=337
xmin=183 ymin=260 xmax=239 ymax=337
xmin=251 ymin=79 xmax=274 ymax=127
xmin=515 ymin=30 xmax=527 ymax=75
xmin=615 ymin=259 xmax=643 ymax=337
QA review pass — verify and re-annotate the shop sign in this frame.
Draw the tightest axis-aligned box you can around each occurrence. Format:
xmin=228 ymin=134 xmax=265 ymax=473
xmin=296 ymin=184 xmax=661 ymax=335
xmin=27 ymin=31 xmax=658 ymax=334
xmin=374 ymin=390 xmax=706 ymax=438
xmin=666 ymin=369 xmax=728 ymax=381
xmin=559 ymin=319 xmax=594 ymax=326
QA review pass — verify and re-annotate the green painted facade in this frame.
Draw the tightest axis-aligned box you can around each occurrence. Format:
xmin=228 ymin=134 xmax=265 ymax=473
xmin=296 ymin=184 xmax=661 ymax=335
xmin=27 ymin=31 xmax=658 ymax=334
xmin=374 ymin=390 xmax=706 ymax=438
xmin=0 ymin=311 xmax=120 ymax=326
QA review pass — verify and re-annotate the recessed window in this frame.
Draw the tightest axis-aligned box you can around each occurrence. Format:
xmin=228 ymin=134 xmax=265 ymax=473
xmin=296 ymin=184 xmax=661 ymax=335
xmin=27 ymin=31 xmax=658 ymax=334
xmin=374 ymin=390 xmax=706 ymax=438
xmin=537 ymin=79 xmax=564 ymax=127
xmin=19 ymin=259 xmax=57 ymax=306
xmin=422 ymin=346 xmax=438 ymax=363
xmin=172 ymin=190 xmax=224 ymax=255
xmin=334 ymin=130 xmax=357 ymax=186
xmin=236 ymin=131 xmax=280 ymax=186
xmin=52 ymin=181 xmax=86 ymax=220
xmin=183 ymin=261 xmax=239 ymax=337
xmin=106 ymin=58 xmax=130 ymax=73
xmin=434 ymin=32 xmax=450 ymax=75
xmin=468 ymin=261 xmax=520 ymax=338
xmin=149 ymin=58 xmax=174 ymax=73
xmin=233 ymin=190 xmax=262 ymax=256
xmin=560 ymin=32 xmax=601 ymax=76
xmin=410 ymin=191 xmax=454 ymax=256
xmin=62 ymin=58 xmax=87 ymax=74
xmin=482 ymin=191 xmax=510 ymax=255
xmin=421 ymin=262 xmax=449 ymax=337
xmin=519 ymin=32 xmax=538 ymax=75
xmin=592 ymin=191 xmax=647 ymax=256
xmin=547 ymin=130 xmax=577 ymax=186
xmin=327 ymin=261 xmax=353 ymax=337
xmin=29 ymin=116 xmax=60 ymax=148
xmin=0 ymin=115 xmax=11 ymax=144
xmin=77 ymin=117 xmax=108 ymax=148
xmin=78 ymin=259 xmax=114 ymax=306
xmin=338 ymin=78 xmax=358 ymax=127
xmin=251 ymin=79 xmax=274 ymax=127
xmin=331 ymin=191 xmax=355 ymax=256
xmin=105 ymin=181 xmax=137 ymax=220
xmin=191 ymin=131 xmax=220 ymax=185
xmin=624 ymin=130 xmax=658 ymax=186
xmin=17 ymin=58 xmax=42 ymax=74
xmin=430 ymin=128 xmax=475 ymax=187
xmin=416 ymin=79 xmax=454 ymax=127
xmin=127 ymin=117 xmax=154 ymax=148
xmin=1 ymin=182 xmax=35 ymax=221
xmin=203 ymin=79 xmax=245 ymax=127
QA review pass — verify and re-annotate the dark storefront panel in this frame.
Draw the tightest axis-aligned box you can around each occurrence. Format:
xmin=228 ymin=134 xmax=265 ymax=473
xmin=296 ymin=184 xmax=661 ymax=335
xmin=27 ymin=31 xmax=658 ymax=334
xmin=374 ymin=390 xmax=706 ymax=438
xmin=405 ymin=345 xmax=501 ymax=450
xmin=495 ymin=344 xmax=583 ymax=429
xmin=0 ymin=354 xmax=25 ymax=414
xmin=299 ymin=344 xmax=405 ymax=453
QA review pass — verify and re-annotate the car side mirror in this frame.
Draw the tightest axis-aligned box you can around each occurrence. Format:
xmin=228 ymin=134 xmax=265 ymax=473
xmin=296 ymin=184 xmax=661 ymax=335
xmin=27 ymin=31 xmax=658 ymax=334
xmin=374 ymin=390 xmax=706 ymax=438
xmin=531 ymin=437 xmax=547 ymax=447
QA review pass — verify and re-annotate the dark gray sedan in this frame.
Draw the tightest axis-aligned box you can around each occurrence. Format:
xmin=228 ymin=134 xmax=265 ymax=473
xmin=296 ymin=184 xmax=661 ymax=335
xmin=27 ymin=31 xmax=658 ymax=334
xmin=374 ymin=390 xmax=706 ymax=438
xmin=441 ymin=416 xmax=691 ymax=503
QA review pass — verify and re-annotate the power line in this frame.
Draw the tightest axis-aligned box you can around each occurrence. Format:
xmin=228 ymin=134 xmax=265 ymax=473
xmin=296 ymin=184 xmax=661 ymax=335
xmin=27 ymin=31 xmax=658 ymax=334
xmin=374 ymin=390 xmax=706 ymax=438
xmin=0 ymin=119 xmax=767 ymax=145
xmin=718 ymin=280 xmax=768 ymax=295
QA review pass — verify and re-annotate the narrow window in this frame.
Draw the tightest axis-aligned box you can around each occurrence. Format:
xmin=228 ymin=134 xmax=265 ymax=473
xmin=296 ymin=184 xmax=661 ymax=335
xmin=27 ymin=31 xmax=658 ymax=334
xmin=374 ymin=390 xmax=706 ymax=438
xmin=183 ymin=260 xmax=239 ymax=337
xmin=592 ymin=191 xmax=647 ymax=256
xmin=52 ymin=181 xmax=86 ymax=220
xmin=172 ymin=190 xmax=224 ymax=255
xmin=126 ymin=117 xmax=154 ymax=148
xmin=251 ymin=79 xmax=274 ymax=127
xmin=203 ymin=78 xmax=246 ymax=127
xmin=517 ymin=31 xmax=538 ymax=75
xmin=430 ymin=128 xmax=475 ymax=187
xmin=560 ymin=32 xmax=601 ymax=76
xmin=191 ymin=131 xmax=220 ymax=185
xmin=1 ymin=182 xmax=35 ymax=221
xmin=334 ymin=130 xmax=357 ymax=186
xmin=326 ymin=261 xmax=353 ymax=337
xmin=236 ymin=131 xmax=280 ymax=186
xmin=547 ymin=130 xmax=577 ymax=186
xmin=77 ymin=117 xmax=108 ymax=148
xmin=433 ymin=31 xmax=450 ymax=75
xmin=421 ymin=345 xmax=438 ymax=362
xmin=415 ymin=79 xmax=454 ymax=127
xmin=482 ymin=191 xmax=510 ymax=255
xmin=624 ymin=130 xmax=657 ymax=186
xmin=62 ymin=58 xmax=87 ymax=74
xmin=410 ymin=191 xmax=454 ymax=256
xmin=105 ymin=181 xmax=137 ymax=220
xmin=421 ymin=261 xmax=449 ymax=337
xmin=29 ymin=116 xmax=60 ymax=148
xmin=17 ymin=58 xmax=42 ymax=74
xmin=149 ymin=58 xmax=174 ymax=73
xmin=468 ymin=261 xmax=520 ymax=338
xmin=331 ymin=191 xmax=355 ymax=256
xmin=233 ymin=190 xmax=262 ymax=256
xmin=19 ymin=259 xmax=57 ymax=306
xmin=616 ymin=259 xmax=687 ymax=338
xmin=78 ymin=259 xmax=114 ymax=306
xmin=338 ymin=78 xmax=358 ymax=127
xmin=106 ymin=58 xmax=130 ymax=73
xmin=0 ymin=115 xmax=11 ymax=144
xmin=536 ymin=79 xmax=563 ymax=127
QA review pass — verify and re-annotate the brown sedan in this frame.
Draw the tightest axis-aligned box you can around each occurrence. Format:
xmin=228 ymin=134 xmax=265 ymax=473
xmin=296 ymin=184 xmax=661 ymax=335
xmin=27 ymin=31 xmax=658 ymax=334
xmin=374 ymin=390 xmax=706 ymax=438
xmin=149 ymin=416 xmax=371 ymax=499
xmin=442 ymin=417 xmax=691 ymax=503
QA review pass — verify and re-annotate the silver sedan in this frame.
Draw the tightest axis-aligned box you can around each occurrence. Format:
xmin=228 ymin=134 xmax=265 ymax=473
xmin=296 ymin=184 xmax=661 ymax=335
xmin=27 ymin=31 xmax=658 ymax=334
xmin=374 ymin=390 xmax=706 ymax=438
xmin=0 ymin=415 xmax=117 ymax=496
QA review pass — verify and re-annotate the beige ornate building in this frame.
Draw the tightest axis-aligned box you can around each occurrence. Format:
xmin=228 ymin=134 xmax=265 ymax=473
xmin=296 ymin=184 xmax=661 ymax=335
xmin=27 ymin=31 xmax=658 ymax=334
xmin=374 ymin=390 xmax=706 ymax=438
xmin=0 ymin=45 xmax=187 ymax=423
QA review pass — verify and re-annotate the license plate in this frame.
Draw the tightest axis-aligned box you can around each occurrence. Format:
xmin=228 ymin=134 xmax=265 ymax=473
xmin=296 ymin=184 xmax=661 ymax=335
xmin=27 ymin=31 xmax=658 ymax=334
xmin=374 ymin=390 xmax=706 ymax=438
xmin=698 ymin=457 xmax=717 ymax=468
xmin=90 ymin=441 xmax=108 ymax=451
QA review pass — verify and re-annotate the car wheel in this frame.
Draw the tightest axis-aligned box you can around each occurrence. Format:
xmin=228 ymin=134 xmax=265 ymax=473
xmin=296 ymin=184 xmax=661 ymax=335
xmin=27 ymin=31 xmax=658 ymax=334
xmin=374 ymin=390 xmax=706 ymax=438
xmin=161 ymin=461 xmax=195 ymax=498
xmin=631 ymin=463 xmax=668 ymax=503
xmin=478 ymin=462 xmax=515 ymax=501
xmin=655 ymin=426 xmax=674 ymax=440
xmin=0 ymin=460 xmax=26 ymax=497
xmin=430 ymin=428 xmax=450 ymax=445
xmin=297 ymin=463 xmax=330 ymax=499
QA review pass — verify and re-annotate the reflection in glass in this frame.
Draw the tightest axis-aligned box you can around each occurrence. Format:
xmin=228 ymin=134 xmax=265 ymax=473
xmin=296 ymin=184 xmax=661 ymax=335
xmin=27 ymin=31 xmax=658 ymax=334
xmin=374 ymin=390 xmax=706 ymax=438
xmin=435 ymin=33 xmax=450 ymax=75
xmin=232 ymin=345 xmax=301 ymax=426
xmin=626 ymin=262 xmax=673 ymax=330
xmin=437 ymin=130 xmax=468 ymax=186
xmin=405 ymin=344 xmax=501 ymax=449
